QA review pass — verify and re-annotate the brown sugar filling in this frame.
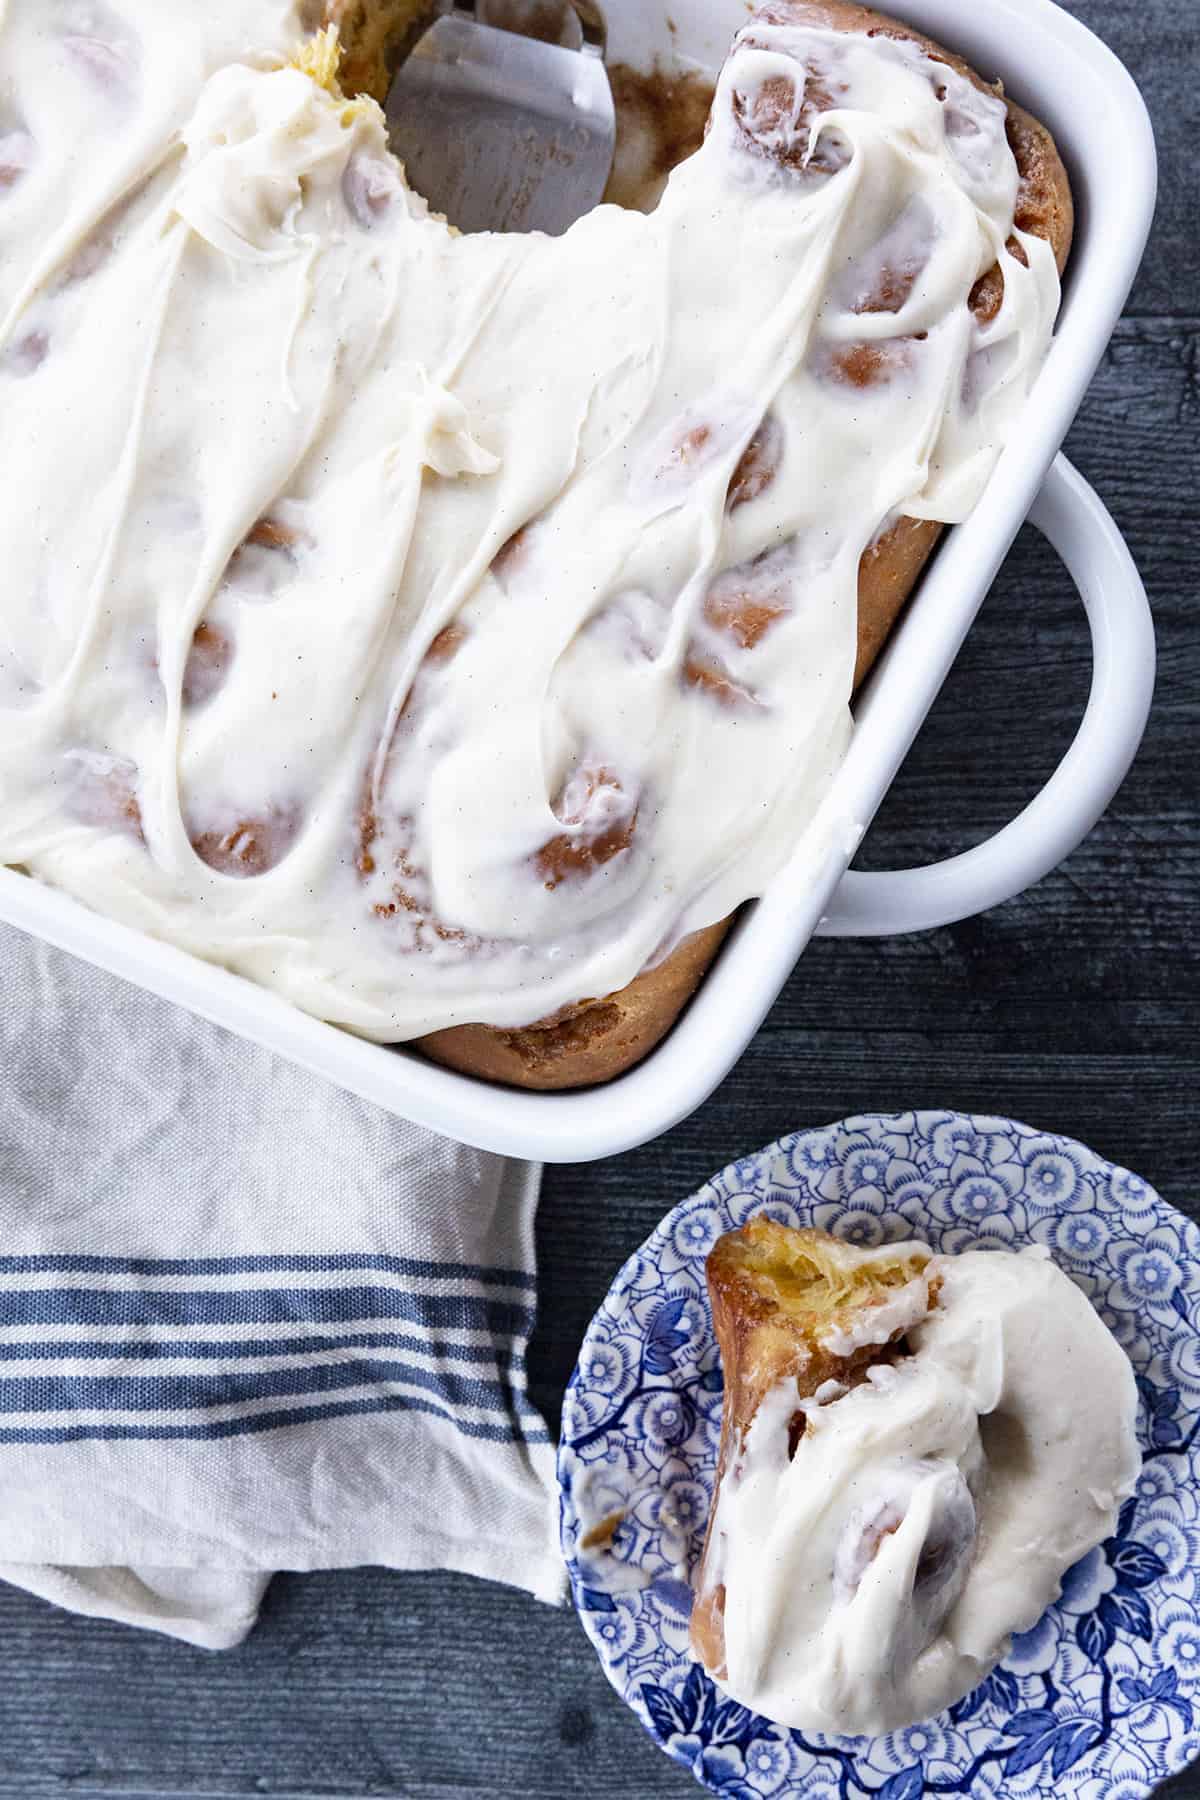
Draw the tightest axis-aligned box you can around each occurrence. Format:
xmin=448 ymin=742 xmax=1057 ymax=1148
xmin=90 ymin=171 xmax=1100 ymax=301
xmin=66 ymin=754 xmax=146 ymax=846
xmin=704 ymin=579 xmax=789 ymax=651
xmin=536 ymin=767 xmax=638 ymax=890
xmin=731 ymin=65 xmax=850 ymax=175
xmin=191 ymin=807 xmax=301 ymax=878
xmin=682 ymin=656 xmax=763 ymax=711
xmin=726 ymin=413 xmax=784 ymax=512
xmin=245 ymin=517 xmax=302 ymax=553
xmin=181 ymin=621 xmax=234 ymax=708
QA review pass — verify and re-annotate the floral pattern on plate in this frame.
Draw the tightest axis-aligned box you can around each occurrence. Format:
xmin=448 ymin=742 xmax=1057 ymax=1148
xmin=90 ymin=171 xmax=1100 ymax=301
xmin=558 ymin=1112 xmax=1200 ymax=1799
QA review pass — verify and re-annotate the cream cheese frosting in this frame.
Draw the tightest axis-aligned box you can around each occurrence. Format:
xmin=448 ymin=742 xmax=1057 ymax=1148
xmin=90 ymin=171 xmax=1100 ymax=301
xmin=703 ymin=1245 xmax=1142 ymax=1735
xmin=0 ymin=2 xmax=1060 ymax=1038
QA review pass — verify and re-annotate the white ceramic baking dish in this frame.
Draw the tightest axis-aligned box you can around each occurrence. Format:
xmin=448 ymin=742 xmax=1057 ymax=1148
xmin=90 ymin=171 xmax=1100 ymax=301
xmin=0 ymin=0 xmax=1157 ymax=1162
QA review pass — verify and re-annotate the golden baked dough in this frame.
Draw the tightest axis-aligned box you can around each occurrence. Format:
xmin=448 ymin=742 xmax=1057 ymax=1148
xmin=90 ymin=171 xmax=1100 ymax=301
xmin=689 ymin=1217 xmax=939 ymax=1680
xmin=326 ymin=0 xmax=1073 ymax=1091
xmin=322 ymin=0 xmax=439 ymax=103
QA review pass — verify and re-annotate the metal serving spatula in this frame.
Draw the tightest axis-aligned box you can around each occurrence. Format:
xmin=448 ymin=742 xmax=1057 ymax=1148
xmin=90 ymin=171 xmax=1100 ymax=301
xmin=385 ymin=0 xmax=616 ymax=236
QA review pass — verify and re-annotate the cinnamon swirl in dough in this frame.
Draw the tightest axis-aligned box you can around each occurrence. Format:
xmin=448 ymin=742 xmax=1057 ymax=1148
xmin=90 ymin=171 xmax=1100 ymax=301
xmin=690 ymin=1219 xmax=1141 ymax=1734
xmin=0 ymin=2 xmax=1070 ymax=1082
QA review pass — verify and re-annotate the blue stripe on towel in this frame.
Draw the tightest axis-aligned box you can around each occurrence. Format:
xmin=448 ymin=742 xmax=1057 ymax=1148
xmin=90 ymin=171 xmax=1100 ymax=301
xmin=0 ymin=1332 xmax=520 ymax=1366
xmin=0 ymin=1286 xmax=535 ymax=1334
xmin=0 ymin=1258 xmax=546 ymax=1444
xmin=0 ymin=1391 xmax=552 ymax=1447
xmin=0 ymin=1354 xmax=542 ymax=1420
xmin=0 ymin=1254 xmax=537 ymax=1289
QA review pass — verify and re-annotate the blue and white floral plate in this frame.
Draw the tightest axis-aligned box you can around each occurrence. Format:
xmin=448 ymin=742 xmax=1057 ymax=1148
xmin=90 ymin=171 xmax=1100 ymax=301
xmin=558 ymin=1113 xmax=1200 ymax=1799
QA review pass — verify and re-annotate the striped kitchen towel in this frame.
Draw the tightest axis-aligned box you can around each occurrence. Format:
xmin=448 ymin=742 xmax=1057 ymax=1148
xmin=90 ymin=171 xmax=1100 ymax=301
xmin=0 ymin=922 xmax=563 ymax=1649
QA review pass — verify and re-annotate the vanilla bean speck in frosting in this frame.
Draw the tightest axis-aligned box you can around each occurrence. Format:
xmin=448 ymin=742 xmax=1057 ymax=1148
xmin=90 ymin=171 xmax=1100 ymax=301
xmin=0 ymin=2 xmax=1060 ymax=1037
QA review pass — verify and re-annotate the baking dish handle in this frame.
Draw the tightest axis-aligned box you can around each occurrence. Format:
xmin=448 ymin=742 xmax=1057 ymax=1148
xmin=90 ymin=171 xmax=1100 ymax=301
xmin=816 ymin=455 xmax=1155 ymax=938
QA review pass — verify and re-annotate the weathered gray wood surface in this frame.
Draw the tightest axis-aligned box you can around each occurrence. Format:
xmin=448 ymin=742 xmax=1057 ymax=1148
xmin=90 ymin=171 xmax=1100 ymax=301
xmin=0 ymin=0 xmax=1194 ymax=1794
